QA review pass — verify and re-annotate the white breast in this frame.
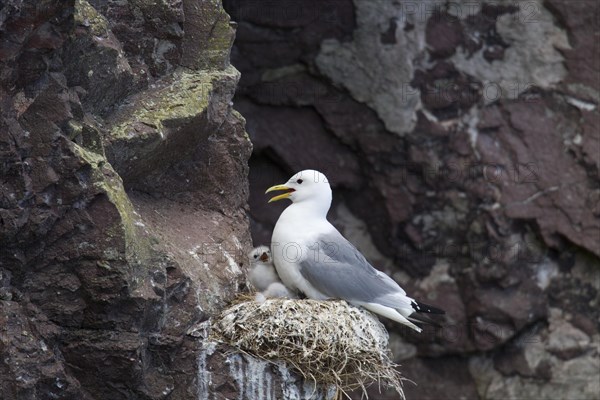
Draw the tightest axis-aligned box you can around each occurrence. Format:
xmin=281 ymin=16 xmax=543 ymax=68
xmin=270 ymin=205 xmax=333 ymax=299
xmin=248 ymin=263 xmax=280 ymax=291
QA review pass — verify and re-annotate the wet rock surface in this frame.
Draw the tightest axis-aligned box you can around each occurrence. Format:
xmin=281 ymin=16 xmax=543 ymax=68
xmin=225 ymin=0 xmax=599 ymax=398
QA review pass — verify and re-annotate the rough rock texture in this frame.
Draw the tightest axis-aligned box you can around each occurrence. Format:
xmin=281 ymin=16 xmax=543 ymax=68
xmin=0 ymin=1 xmax=315 ymax=399
xmin=316 ymin=0 xmax=424 ymax=135
xmin=224 ymin=0 xmax=600 ymax=398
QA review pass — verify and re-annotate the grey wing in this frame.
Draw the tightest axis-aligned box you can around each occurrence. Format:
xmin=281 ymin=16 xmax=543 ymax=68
xmin=299 ymin=231 xmax=410 ymax=307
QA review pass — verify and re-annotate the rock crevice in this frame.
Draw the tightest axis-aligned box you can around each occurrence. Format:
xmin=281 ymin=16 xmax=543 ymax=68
xmin=0 ymin=1 xmax=302 ymax=399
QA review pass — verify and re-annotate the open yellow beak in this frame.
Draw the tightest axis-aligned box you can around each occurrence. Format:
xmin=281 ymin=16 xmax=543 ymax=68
xmin=265 ymin=184 xmax=295 ymax=203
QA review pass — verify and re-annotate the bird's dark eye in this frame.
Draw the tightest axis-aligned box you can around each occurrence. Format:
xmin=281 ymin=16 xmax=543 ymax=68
xmin=297 ymin=179 xmax=303 ymax=184
xmin=253 ymin=254 xmax=258 ymax=259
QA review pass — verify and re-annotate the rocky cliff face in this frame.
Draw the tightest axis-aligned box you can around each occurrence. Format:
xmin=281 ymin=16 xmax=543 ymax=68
xmin=224 ymin=0 xmax=599 ymax=399
xmin=0 ymin=1 xmax=318 ymax=399
xmin=2 ymin=1 xmax=598 ymax=399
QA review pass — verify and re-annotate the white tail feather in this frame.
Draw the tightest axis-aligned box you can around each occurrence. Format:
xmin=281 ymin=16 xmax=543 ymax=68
xmin=360 ymin=302 xmax=422 ymax=333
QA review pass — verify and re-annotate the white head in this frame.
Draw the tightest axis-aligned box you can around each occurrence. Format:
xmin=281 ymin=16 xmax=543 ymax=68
xmin=248 ymin=245 xmax=280 ymax=291
xmin=265 ymin=170 xmax=332 ymax=215
xmin=248 ymin=245 xmax=271 ymax=265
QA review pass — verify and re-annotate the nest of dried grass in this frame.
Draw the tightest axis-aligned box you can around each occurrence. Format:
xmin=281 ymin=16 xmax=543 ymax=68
xmin=212 ymin=298 xmax=404 ymax=399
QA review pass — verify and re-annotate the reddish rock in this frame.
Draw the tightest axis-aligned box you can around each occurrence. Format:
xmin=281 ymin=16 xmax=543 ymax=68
xmin=235 ymin=97 xmax=362 ymax=189
xmin=546 ymin=0 xmax=600 ymax=93
xmin=425 ymin=12 xmax=464 ymax=58
xmin=412 ymin=62 xmax=482 ymax=118
xmin=477 ymin=100 xmax=600 ymax=257
xmin=224 ymin=0 xmax=600 ymax=397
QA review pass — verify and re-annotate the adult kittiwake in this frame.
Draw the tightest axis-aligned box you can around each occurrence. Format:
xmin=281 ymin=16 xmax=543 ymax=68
xmin=248 ymin=246 xmax=296 ymax=302
xmin=266 ymin=169 xmax=444 ymax=332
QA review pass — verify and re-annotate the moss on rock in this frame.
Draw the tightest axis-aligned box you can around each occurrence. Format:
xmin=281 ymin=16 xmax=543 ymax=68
xmin=71 ymin=142 xmax=151 ymax=283
xmin=111 ymin=66 xmax=237 ymax=139
xmin=74 ymin=0 xmax=110 ymax=37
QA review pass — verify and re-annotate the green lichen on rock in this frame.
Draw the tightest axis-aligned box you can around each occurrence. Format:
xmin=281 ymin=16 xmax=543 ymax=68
xmin=80 ymin=119 xmax=106 ymax=157
xmin=110 ymin=66 xmax=237 ymax=140
xmin=67 ymin=117 xmax=107 ymax=157
xmin=182 ymin=0 xmax=235 ymax=70
xmin=104 ymin=65 xmax=240 ymax=184
xmin=74 ymin=0 xmax=110 ymax=37
xmin=70 ymin=142 xmax=151 ymax=275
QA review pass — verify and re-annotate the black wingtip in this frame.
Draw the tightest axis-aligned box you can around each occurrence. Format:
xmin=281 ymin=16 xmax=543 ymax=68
xmin=407 ymin=314 xmax=444 ymax=328
xmin=411 ymin=300 xmax=445 ymax=315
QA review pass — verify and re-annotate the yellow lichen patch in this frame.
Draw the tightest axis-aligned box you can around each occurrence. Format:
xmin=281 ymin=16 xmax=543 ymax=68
xmin=70 ymin=142 xmax=150 ymax=268
xmin=74 ymin=0 xmax=110 ymax=37
xmin=110 ymin=66 xmax=239 ymax=141
xmin=212 ymin=298 xmax=405 ymax=399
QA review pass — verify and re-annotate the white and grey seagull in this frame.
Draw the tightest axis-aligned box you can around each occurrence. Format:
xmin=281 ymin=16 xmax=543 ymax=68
xmin=266 ymin=169 xmax=444 ymax=332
